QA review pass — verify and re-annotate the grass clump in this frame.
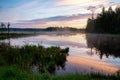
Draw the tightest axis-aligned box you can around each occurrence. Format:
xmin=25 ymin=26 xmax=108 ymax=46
xmin=0 ymin=66 xmax=28 ymax=80
xmin=0 ymin=43 xmax=69 ymax=73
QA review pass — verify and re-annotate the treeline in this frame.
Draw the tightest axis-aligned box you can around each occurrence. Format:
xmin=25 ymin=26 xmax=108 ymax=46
xmin=0 ymin=26 xmax=85 ymax=32
xmin=86 ymin=6 xmax=120 ymax=34
xmin=45 ymin=27 xmax=84 ymax=32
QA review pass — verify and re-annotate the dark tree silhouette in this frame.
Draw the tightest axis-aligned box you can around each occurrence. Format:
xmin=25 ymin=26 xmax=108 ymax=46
xmin=102 ymin=7 xmax=105 ymax=13
xmin=86 ymin=6 xmax=120 ymax=34
xmin=7 ymin=22 xmax=10 ymax=34
xmin=0 ymin=23 xmax=6 ymax=34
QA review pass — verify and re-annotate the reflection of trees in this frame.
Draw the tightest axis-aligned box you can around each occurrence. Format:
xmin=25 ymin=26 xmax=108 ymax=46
xmin=86 ymin=34 xmax=120 ymax=59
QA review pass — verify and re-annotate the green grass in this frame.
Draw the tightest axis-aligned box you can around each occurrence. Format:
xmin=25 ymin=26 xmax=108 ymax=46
xmin=0 ymin=66 xmax=120 ymax=80
xmin=109 ymin=34 xmax=120 ymax=37
xmin=0 ymin=33 xmax=32 ymax=39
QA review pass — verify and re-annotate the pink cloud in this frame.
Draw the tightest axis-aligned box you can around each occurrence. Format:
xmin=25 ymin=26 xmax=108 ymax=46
xmin=12 ymin=13 xmax=92 ymax=28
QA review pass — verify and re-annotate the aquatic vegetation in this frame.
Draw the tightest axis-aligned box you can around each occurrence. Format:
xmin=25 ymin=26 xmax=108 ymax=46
xmin=0 ymin=33 xmax=32 ymax=39
xmin=0 ymin=43 xmax=69 ymax=73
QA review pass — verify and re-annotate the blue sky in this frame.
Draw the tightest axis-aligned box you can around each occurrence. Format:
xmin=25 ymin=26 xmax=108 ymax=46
xmin=0 ymin=0 xmax=120 ymax=28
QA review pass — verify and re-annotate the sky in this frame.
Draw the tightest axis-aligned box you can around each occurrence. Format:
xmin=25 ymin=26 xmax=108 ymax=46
xmin=0 ymin=0 xmax=120 ymax=28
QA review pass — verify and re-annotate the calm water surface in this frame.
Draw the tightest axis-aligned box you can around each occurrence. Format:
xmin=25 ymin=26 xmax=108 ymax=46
xmin=1 ymin=33 xmax=120 ymax=74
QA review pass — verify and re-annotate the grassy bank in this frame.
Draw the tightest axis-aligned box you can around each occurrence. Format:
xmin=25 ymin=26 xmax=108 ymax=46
xmin=0 ymin=66 xmax=120 ymax=80
xmin=0 ymin=33 xmax=33 ymax=39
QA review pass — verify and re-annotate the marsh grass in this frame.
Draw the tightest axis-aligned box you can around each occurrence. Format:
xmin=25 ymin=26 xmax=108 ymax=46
xmin=0 ymin=43 xmax=69 ymax=73
xmin=0 ymin=33 xmax=32 ymax=39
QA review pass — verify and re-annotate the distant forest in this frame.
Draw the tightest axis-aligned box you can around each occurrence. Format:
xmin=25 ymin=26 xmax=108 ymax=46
xmin=86 ymin=6 xmax=120 ymax=34
xmin=45 ymin=27 xmax=84 ymax=32
xmin=0 ymin=23 xmax=84 ymax=33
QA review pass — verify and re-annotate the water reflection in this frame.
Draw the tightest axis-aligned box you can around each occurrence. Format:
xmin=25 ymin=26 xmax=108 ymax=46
xmin=86 ymin=34 xmax=120 ymax=59
xmin=0 ymin=33 xmax=120 ymax=75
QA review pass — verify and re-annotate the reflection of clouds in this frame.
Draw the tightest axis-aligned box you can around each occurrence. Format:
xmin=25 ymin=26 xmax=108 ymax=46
xmin=47 ymin=40 xmax=86 ymax=47
xmin=9 ymin=34 xmax=87 ymax=48
xmin=68 ymin=56 xmax=119 ymax=74
xmin=12 ymin=39 xmax=86 ymax=48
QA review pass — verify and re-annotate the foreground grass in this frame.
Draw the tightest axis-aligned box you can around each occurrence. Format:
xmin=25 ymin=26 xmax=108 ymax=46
xmin=0 ymin=66 xmax=120 ymax=80
xmin=0 ymin=33 xmax=33 ymax=39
